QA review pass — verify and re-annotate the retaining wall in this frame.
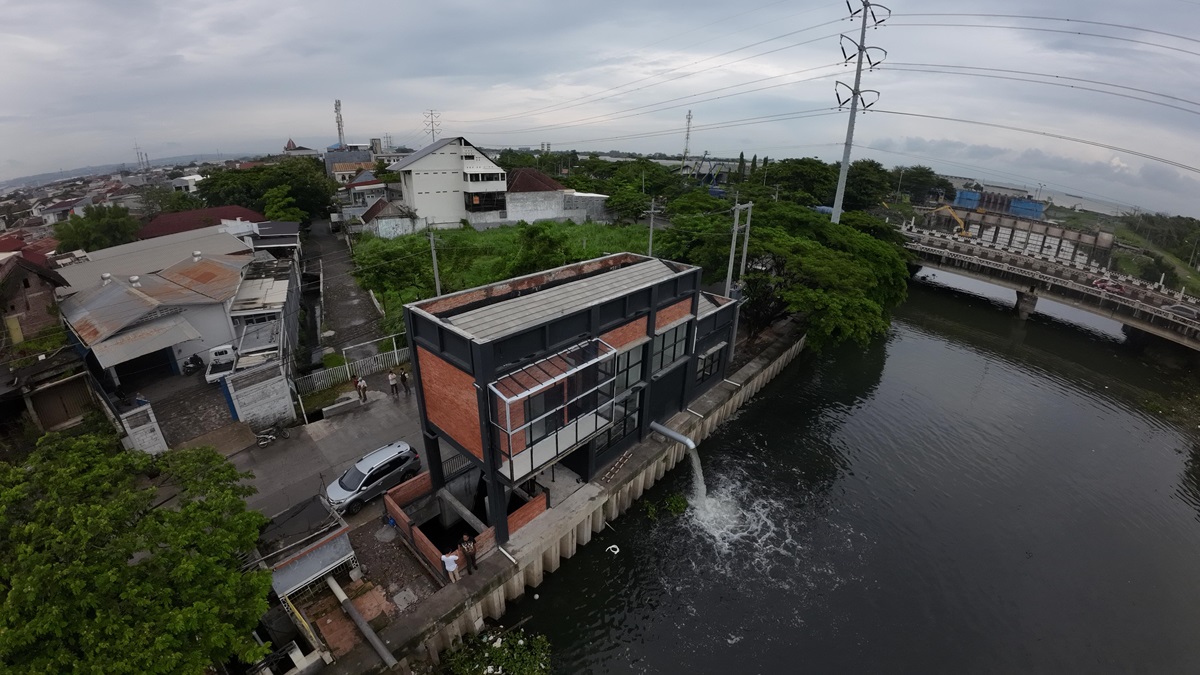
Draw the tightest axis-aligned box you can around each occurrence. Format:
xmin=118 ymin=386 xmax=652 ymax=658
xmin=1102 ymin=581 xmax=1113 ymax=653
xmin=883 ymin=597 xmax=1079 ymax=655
xmin=334 ymin=320 xmax=807 ymax=674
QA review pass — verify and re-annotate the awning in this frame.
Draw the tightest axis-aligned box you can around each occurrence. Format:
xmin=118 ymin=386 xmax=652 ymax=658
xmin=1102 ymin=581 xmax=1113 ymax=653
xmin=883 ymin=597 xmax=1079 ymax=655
xmin=91 ymin=315 xmax=202 ymax=369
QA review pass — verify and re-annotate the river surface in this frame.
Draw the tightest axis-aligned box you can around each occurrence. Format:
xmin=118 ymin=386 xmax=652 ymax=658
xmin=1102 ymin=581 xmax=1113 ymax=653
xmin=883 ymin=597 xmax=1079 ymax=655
xmin=505 ymin=271 xmax=1200 ymax=674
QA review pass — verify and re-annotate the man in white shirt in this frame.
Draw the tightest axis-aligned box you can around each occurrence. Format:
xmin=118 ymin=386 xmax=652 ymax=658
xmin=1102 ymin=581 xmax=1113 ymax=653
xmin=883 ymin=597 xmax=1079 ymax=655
xmin=441 ymin=551 xmax=461 ymax=583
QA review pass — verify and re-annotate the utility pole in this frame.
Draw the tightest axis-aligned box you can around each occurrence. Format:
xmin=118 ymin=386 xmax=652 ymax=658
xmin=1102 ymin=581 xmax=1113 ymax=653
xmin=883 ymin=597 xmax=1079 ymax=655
xmin=738 ymin=202 xmax=754 ymax=279
xmin=644 ymin=199 xmax=660 ymax=257
xmin=423 ymin=110 xmax=441 ymax=143
xmin=725 ymin=204 xmax=741 ymax=298
xmin=830 ymin=0 xmax=889 ymax=223
xmin=429 ymin=227 xmax=442 ymax=295
xmin=774 ymin=185 xmax=781 ymax=201
xmin=894 ymin=167 xmax=905 ymax=200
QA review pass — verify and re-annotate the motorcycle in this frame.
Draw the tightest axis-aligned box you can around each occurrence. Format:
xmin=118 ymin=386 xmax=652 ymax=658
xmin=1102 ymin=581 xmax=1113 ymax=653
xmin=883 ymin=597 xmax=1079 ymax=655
xmin=255 ymin=424 xmax=291 ymax=448
xmin=182 ymin=353 xmax=204 ymax=376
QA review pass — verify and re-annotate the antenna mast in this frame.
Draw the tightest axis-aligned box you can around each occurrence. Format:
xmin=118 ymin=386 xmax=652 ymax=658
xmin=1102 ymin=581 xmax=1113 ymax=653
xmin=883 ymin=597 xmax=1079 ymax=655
xmin=680 ymin=110 xmax=692 ymax=175
xmin=335 ymin=100 xmax=346 ymax=148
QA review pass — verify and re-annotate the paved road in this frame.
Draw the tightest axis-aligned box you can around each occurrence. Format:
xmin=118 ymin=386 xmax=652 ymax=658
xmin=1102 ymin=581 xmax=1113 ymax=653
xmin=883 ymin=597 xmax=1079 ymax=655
xmin=234 ymin=388 xmax=424 ymax=521
xmin=306 ymin=218 xmax=386 ymax=356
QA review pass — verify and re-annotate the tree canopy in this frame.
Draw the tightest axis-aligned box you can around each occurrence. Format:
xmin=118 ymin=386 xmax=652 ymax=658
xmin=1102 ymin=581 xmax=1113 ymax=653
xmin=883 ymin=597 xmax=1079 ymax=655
xmin=198 ymin=157 xmax=335 ymax=223
xmin=0 ymin=432 xmax=272 ymax=674
xmin=139 ymin=185 xmax=205 ymax=215
xmin=53 ymin=204 xmax=141 ymax=251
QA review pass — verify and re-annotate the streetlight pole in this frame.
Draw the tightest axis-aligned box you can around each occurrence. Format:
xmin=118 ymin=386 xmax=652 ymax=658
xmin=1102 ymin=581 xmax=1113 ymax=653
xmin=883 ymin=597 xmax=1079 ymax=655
xmin=894 ymin=167 xmax=905 ymax=201
xmin=1036 ymin=182 xmax=1045 ymax=201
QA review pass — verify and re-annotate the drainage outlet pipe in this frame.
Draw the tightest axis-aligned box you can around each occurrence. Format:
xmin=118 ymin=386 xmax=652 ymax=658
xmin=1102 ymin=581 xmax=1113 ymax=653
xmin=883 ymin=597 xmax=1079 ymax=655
xmin=650 ymin=422 xmax=696 ymax=450
xmin=325 ymin=575 xmax=398 ymax=669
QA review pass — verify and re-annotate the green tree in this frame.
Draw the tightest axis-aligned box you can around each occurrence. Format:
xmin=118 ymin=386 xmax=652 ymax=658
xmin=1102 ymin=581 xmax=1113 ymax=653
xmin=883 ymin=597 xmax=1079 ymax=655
xmin=198 ymin=158 xmax=334 ymax=223
xmin=889 ymin=165 xmax=955 ymax=204
xmin=606 ymin=185 xmax=651 ymax=224
xmin=140 ymin=185 xmax=205 ymax=215
xmin=53 ymin=204 xmax=141 ymax=251
xmin=0 ymin=433 xmax=271 ymax=674
xmin=750 ymin=154 xmax=758 ymax=175
xmin=263 ymin=185 xmax=307 ymax=222
xmin=507 ymin=221 xmax=578 ymax=277
xmin=843 ymin=159 xmax=892 ymax=212
xmin=735 ymin=152 xmax=746 ymax=183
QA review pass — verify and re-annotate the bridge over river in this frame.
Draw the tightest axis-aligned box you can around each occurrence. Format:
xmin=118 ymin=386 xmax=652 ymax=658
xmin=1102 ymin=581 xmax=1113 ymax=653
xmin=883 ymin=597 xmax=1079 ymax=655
xmin=903 ymin=225 xmax=1200 ymax=351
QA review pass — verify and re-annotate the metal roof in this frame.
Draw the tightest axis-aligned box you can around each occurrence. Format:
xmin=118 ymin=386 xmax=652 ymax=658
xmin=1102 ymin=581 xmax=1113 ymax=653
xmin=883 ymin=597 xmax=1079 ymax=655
xmin=91 ymin=315 xmax=201 ymax=369
xmin=56 ymin=228 xmax=252 ymax=292
xmin=238 ymin=319 xmax=280 ymax=353
xmin=230 ymin=259 xmax=293 ymax=314
xmin=60 ymin=281 xmax=161 ymax=346
xmin=446 ymin=259 xmax=682 ymax=342
xmin=157 ymin=254 xmax=248 ymax=302
xmin=385 ymin=137 xmax=490 ymax=172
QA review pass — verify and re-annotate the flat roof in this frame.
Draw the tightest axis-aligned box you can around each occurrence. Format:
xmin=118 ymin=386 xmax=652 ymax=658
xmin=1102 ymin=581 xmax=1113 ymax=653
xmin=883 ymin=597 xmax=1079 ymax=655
xmin=56 ymin=228 xmax=252 ymax=292
xmin=445 ymin=258 xmax=683 ymax=342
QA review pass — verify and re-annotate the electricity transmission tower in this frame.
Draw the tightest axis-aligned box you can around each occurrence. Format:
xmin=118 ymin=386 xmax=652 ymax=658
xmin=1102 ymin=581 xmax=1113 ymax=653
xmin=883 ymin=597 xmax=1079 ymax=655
xmin=423 ymin=110 xmax=441 ymax=143
xmin=680 ymin=110 xmax=693 ymax=174
xmin=830 ymin=0 xmax=889 ymax=223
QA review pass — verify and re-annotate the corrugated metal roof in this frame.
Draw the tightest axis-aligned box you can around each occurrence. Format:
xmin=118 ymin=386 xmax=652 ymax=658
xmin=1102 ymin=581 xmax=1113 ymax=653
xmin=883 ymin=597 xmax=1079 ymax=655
xmin=91 ymin=315 xmax=201 ymax=369
xmin=60 ymin=281 xmax=160 ymax=346
xmin=130 ymin=274 xmax=213 ymax=305
xmin=447 ymin=260 xmax=681 ymax=341
xmin=157 ymin=254 xmax=248 ymax=302
xmin=387 ymin=137 xmax=464 ymax=171
xmin=57 ymin=229 xmax=252 ymax=292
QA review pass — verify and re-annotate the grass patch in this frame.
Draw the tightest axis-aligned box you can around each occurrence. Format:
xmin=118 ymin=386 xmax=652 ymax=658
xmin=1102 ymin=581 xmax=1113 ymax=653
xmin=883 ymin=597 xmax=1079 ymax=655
xmin=322 ymin=352 xmax=346 ymax=369
xmin=298 ymin=381 xmax=354 ymax=414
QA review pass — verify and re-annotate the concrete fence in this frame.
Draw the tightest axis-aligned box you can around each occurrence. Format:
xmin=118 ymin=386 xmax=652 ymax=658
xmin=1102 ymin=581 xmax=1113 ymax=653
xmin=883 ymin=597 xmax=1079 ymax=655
xmin=292 ymin=347 xmax=411 ymax=395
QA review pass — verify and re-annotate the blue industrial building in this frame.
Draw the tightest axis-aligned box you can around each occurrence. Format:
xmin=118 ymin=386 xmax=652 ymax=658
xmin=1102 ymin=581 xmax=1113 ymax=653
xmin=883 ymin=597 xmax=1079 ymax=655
xmin=953 ymin=190 xmax=1045 ymax=221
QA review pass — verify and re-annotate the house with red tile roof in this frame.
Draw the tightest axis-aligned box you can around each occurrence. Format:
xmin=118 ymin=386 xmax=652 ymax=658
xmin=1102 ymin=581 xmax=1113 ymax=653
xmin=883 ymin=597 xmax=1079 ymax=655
xmin=140 ymin=206 xmax=265 ymax=240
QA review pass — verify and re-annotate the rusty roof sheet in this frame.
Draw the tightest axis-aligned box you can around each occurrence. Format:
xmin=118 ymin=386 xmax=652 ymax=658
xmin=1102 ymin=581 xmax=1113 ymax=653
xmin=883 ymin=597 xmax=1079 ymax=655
xmin=91 ymin=315 xmax=202 ymax=370
xmin=157 ymin=254 xmax=249 ymax=302
xmin=60 ymin=281 xmax=160 ymax=346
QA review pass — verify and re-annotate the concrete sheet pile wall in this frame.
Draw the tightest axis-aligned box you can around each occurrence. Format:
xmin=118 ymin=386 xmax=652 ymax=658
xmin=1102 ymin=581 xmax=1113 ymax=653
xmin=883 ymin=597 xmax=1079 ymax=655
xmin=225 ymin=361 xmax=296 ymax=429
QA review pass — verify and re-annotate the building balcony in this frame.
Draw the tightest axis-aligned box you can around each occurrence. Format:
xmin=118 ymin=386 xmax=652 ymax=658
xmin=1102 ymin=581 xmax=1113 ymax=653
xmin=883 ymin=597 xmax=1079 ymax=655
xmin=488 ymin=339 xmax=617 ymax=483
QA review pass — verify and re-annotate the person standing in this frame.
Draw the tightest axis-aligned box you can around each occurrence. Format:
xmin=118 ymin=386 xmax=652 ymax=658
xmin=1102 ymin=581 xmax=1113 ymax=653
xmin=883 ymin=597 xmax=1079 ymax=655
xmin=460 ymin=533 xmax=478 ymax=575
xmin=441 ymin=551 xmax=461 ymax=583
xmin=399 ymin=370 xmax=410 ymax=396
xmin=356 ymin=376 xmax=368 ymax=403
xmin=387 ymin=369 xmax=399 ymax=398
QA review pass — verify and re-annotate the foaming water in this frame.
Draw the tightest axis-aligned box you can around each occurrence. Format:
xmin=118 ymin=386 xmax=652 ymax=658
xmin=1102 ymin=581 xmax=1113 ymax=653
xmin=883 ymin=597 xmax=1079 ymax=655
xmin=686 ymin=446 xmax=707 ymax=501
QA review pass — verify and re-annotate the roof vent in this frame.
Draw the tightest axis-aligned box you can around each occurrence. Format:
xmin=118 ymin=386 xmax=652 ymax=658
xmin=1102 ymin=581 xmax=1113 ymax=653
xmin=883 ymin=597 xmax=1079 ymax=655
xmin=129 ymin=275 xmax=141 ymax=287
xmin=193 ymin=250 xmax=202 ymax=262
xmin=101 ymin=272 xmax=111 ymax=285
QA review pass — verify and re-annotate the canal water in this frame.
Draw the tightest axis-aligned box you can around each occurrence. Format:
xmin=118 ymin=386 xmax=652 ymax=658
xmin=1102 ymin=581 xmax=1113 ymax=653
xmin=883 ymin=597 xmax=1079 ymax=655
xmin=505 ymin=271 xmax=1200 ymax=673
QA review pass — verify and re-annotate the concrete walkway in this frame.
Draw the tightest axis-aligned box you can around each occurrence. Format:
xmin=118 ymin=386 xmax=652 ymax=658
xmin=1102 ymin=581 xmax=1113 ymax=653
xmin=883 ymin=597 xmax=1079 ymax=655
xmin=306 ymin=219 xmax=386 ymax=355
xmin=235 ymin=389 xmax=424 ymax=518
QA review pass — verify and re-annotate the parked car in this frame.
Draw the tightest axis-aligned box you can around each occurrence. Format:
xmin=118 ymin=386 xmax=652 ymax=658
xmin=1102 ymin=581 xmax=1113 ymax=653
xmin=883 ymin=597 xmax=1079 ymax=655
xmin=204 ymin=345 xmax=236 ymax=384
xmin=1165 ymin=304 xmax=1200 ymax=320
xmin=1093 ymin=278 xmax=1126 ymax=295
xmin=325 ymin=441 xmax=421 ymax=515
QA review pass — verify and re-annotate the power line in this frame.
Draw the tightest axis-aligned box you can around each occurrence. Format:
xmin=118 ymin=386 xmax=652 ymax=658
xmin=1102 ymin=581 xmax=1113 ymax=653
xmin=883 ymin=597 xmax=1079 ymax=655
xmin=890 ymin=13 xmax=1200 ymax=47
xmin=450 ymin=18 xmax=849 ymax=126
xmin=877 ymin=66 xmax=1200 ymax=118
xmin=462 ymin=62 xmax=845 ymax=138
xmin=869 ymin=108 xmax=1200 ymax=175
xmin=886 ymin=22 xmax=1200 ymax=60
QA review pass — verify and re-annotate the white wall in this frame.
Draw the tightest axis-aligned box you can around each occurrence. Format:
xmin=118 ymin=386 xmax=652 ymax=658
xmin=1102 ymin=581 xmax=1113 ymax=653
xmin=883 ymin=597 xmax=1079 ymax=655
xmin=172 ymin=303 xmax=237 ymax=368
xmin=225 ymin=362 xmax=296 ymax=429
xmin=402 ymin=139 xmax=507 ymax=225
xmin=507 ymin=191 xmax=565 ymax=222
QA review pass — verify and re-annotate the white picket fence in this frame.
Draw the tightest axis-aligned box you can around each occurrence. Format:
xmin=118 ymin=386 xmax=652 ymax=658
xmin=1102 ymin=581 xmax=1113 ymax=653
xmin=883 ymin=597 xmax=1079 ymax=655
xmin=293 ymin=347 xmax=411 ymax=395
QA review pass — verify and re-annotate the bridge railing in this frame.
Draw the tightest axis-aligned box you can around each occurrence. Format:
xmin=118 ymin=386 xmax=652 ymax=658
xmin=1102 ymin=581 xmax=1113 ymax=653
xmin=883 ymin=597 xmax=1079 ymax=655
xmin=905 ymin=233 xmax=1200 ymax=333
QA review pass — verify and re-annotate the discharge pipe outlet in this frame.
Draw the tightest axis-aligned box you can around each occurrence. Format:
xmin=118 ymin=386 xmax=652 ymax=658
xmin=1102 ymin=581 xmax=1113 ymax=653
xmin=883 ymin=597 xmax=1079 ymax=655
xmin=325 ymin=575 xmax=397 ymax=669
xmin=650 ymin=422 xmax=696 ymax=450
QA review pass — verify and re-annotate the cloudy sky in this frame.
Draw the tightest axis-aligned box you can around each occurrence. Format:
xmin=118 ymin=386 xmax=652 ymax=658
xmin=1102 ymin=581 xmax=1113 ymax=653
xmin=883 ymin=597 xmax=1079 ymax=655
xmin=5 ymin=0 xmax=1200 ymax=216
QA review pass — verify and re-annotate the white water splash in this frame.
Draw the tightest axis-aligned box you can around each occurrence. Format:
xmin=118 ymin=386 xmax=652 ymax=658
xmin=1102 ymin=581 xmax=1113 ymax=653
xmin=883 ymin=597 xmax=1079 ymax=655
xmin=687 ymin=446 xmax=707 ymax=502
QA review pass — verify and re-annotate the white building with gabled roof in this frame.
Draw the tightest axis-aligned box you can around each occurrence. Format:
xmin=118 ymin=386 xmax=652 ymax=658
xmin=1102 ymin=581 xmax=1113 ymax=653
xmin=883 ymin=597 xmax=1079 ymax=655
xmin=387 ymin=137 xmax=507 ymax=226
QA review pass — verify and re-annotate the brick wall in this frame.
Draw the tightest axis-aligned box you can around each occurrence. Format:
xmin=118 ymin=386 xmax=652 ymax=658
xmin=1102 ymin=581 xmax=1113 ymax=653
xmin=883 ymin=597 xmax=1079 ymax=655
xmin=417 ymin=346 xmax=483 ymax=459
xmin=387 ymin=472 xmax=433 ymax=509
xmin=601 ymin=316 xmax=648 ymax=349
xmin=474 ymin=527 xmax=497 ymax=559
xmin=1 ymin=265 xmax=58 ymax=341
xmin=655 ymin=298 xmax=693 ymax=330
xmin=507 ymin=491 xmax=549 ymax=534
